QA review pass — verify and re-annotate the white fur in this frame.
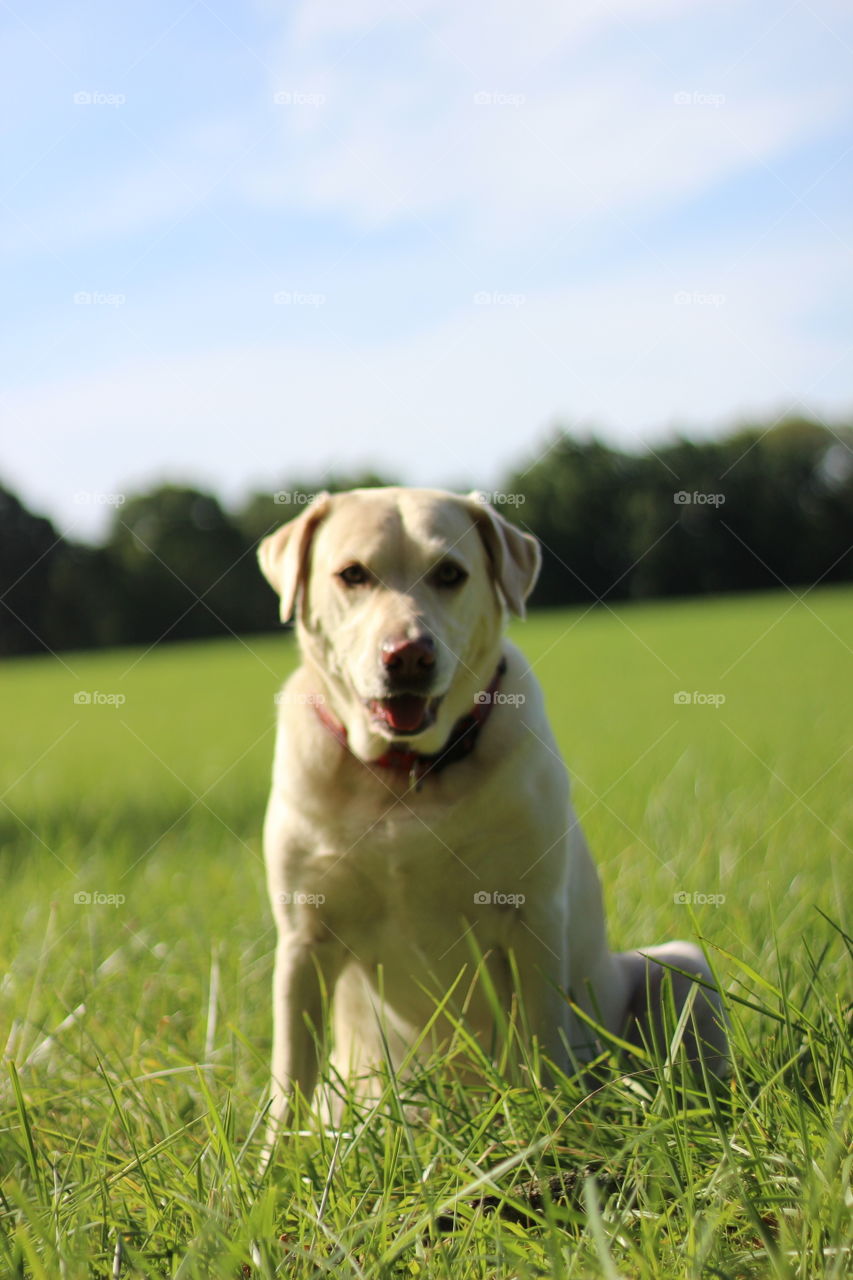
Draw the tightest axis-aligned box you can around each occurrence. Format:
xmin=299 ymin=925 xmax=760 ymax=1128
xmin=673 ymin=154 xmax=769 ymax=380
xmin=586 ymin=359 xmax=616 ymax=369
xmin=258 ymin=488 xmax=727 ymax=1130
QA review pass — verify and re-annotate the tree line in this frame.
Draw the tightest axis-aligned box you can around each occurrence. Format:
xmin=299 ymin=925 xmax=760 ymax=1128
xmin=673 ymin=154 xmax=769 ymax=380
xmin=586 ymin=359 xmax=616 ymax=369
xmin=1 ymin=416 xmax=850 ymax=657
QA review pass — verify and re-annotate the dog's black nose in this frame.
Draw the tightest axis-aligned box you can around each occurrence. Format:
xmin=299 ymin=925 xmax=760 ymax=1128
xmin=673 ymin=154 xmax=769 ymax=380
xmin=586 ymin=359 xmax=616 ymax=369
xmin=381 ymin=635 xmax=436 ymax=678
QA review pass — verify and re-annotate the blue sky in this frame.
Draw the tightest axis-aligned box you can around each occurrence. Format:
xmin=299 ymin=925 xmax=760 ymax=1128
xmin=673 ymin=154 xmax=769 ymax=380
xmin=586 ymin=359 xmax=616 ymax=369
xmin=2 ymin=0 xmax=852 ymax=539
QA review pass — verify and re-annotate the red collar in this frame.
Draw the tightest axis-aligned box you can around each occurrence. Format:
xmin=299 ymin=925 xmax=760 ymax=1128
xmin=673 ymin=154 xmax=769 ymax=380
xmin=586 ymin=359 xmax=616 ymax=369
xmin=313 ymin=658 xmax=508 ymax=790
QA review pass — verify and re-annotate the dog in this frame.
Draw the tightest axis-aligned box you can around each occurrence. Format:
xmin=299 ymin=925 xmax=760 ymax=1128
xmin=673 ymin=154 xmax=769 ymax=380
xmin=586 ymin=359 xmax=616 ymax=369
xmin=258 ymin=487 xmax=727 ymax=1131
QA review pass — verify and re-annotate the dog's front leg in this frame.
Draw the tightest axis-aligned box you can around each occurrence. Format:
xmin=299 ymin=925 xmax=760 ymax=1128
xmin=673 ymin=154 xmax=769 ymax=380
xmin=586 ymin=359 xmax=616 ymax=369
xmin=503 ymin=907 xmax=585 ymax=1076
xmin=268 ymin=932 xmax=346 ymax=1136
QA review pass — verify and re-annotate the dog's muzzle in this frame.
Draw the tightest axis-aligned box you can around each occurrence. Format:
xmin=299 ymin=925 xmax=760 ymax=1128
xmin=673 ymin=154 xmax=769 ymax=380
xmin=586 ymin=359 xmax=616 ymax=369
xmin=370 ymin=634 xmax=440 ymax=734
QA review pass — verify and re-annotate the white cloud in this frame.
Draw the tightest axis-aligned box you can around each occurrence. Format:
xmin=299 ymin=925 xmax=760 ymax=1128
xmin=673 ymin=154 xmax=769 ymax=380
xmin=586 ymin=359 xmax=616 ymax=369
xmin=3 ymin=0 xmax=850 ymax=542
xmin=5 ymin=233 xmax=849 ymax=538
xmin=0 ymin=111 xmax=255 ymax=261
xmin=3 ymin=0 xmax=846 ymax=264
xmin=250 ymin=0 xmax=847 ymax=236
xmin=290 ymin=0 xmax=710 ymax=60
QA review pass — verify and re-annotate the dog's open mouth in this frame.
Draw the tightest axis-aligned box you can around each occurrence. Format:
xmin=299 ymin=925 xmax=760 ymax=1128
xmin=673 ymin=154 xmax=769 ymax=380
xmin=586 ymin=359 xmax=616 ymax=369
xmin=367 ymin=694 xmax=440 ymax=736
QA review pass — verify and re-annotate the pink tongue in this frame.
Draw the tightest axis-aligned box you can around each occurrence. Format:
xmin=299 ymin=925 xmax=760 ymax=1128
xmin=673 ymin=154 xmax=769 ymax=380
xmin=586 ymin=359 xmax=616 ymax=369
xmin=378 ymin=695 xmax=427 ymax=732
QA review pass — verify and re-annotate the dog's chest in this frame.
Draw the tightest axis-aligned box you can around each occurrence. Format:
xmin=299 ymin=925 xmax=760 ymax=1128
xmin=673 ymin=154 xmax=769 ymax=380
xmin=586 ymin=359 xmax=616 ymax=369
xmin=296 ymin=790 xmax=534 ymax=952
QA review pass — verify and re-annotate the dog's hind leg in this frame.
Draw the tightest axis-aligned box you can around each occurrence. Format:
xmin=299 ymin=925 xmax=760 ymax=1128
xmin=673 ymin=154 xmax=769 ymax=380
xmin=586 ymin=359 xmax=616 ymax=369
xmin=613 ymin=941 xmax=729 ymax=1077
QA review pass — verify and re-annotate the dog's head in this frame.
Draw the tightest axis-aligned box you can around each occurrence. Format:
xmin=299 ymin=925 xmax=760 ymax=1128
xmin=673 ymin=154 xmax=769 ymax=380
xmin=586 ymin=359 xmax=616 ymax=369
xmin=258 ymin=487 xmax=540 ymax=759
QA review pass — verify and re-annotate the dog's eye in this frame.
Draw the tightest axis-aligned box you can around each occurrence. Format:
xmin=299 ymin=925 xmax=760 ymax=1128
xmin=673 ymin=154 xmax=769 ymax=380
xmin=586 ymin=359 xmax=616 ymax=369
xmin=433 ymin=561 xmax=467 ymax=588
xmin=338 ymin=563 xmax=370 ymax=587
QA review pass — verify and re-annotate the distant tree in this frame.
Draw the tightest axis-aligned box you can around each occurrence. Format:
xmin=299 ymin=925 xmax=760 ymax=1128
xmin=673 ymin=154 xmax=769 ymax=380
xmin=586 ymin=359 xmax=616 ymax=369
xmin=717 ymin=417 xmax=853 ymax=589
xmin=2 ymin=420 xmax=850 ymax=659
xmin=0 ymin=486 xmax=71 ymax=656
xmin=504 ymin=437 xmax=641 ymax=605
xmin=508 ymin=418 xmax=852 ymax=605
xmin=45 ymin=543 xmax=122 ymax=650
xmin=103 ymin=485 xmax=273 ymax=644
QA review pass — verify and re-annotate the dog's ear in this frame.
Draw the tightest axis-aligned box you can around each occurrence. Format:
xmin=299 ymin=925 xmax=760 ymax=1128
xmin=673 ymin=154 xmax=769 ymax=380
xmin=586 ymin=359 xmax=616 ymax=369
xmin=465 ymin=492 xmax=541 ymax=617
xmin=258 ymin=493 xmax=331 ymax=622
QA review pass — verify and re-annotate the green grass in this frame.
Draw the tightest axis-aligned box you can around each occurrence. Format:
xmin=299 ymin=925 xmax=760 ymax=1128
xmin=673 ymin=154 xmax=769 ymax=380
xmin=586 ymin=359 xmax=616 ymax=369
xmin=1 ymin=588 xmax=851 ymax=1277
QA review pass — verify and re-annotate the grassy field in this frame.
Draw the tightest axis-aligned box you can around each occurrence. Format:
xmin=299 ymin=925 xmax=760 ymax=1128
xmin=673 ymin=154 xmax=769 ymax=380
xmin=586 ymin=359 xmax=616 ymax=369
xmin=1 ymin=588 xmax=851 ymax=1278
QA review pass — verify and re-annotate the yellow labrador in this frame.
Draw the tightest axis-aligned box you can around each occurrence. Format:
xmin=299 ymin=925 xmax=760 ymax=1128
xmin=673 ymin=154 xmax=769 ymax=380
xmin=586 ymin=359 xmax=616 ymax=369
xmin=258 ymin=487 xmax=727 ymax=1129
